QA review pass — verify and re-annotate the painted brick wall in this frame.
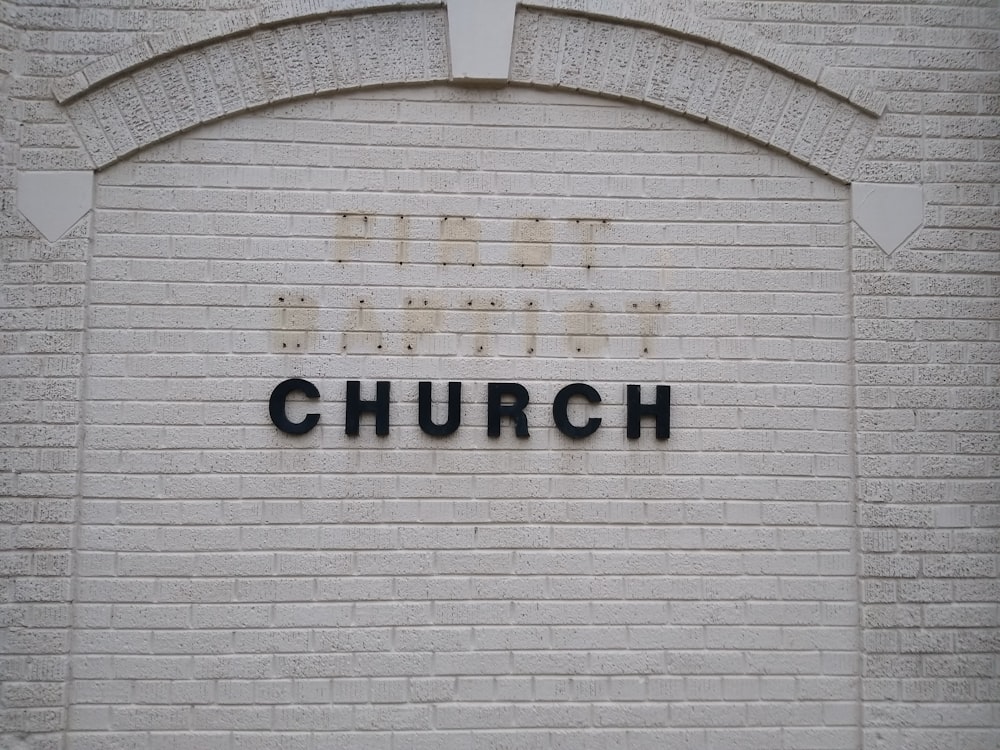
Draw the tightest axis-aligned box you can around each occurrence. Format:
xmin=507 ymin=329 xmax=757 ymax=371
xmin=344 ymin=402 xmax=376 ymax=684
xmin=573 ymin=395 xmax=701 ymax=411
xmin=699 ymin=4 xmax=999 ymax=748
xmin=75 ymin=86 xmax=855 ymax=748
xmin=2 ymin=1 xmax=78 ymax=745
xmin=0 ymin=1 xmax=996 ymax=749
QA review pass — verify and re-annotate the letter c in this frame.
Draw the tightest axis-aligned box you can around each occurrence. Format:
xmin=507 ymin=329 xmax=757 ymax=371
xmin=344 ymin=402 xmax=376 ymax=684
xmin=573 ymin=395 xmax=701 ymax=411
xmin=552 ymin=383 xmax=602 ymax=438
xmin=269 ymin=378 xmax=320 ymax=435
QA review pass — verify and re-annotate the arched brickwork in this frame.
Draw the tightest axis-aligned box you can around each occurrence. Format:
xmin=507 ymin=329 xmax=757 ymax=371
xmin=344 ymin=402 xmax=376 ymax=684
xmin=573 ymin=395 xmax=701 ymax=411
xmin=62 ymin=8 xmax=452 ymax=169
xmin=509 ymin=8 xmax=877 ymax=182
xmin=56 ymin=1 xmax=880 ymax=182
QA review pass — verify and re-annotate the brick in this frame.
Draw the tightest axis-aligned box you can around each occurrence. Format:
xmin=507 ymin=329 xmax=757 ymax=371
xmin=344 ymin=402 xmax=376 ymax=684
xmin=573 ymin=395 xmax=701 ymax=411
xmin=4 ymin=4 xmax=998 ymax=746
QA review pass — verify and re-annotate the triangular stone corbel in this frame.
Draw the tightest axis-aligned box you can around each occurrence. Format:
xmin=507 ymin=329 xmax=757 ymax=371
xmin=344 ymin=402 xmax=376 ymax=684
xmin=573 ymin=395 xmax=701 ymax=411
xmin=17 ymin=170 xmax=95 ymax=242
xmin=851 ymin=183 xmax=924 ymax=255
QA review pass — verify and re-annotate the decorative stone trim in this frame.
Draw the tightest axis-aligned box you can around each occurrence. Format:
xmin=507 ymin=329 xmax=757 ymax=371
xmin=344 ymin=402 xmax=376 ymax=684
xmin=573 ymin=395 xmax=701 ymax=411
xmin=51 ymin=0 xmax=445 ymax=104
xmin=16 ymin=170 xmax=95 ymax=242
xmin=64 ymin=8 xmax=451 ymax=169
xmin=55 ymin=0 xmax=884 ymax=122
xmin=448 ymin=0 xmax=518 ymax=82
xmin=509 ymin=8 xmax=878 ymax=182
xmin=852 ymin=183 xmax=925 ymax=255
xmin=524 ymin=0 xmax=886 ymax=117
xmin=55 ymin=1 xmax=880 ymax=182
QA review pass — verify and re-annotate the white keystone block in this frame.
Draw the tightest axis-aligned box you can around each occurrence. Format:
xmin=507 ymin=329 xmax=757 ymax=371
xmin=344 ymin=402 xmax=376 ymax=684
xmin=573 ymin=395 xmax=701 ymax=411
xmin=17 ymin=170 xmax=94 ymax=242
xmin=447 ymin=0 xmax=517 ymax=82
xmin=852 ymin=183 xmax=924 ymax=255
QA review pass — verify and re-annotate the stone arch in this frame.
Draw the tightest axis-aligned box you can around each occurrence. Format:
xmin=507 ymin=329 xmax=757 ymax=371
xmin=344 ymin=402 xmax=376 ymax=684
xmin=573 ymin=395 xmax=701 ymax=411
xmin=60 ymin=7 xmax=452 ymax=169
xmin=508 ymin=7 xmax=877 ymax=182
xmin=54 ymin=1 xmax=880 ymax=182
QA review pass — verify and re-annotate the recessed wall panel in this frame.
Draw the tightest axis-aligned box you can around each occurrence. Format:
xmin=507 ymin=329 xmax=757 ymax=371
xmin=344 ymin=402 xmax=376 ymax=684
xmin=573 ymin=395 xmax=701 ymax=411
xmin=79 ymin=86 xmax=854 ymax=746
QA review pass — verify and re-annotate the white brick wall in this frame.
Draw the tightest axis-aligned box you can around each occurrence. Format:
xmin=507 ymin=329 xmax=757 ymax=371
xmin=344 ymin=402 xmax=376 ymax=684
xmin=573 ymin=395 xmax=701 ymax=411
xmin=0 ymin=1 xmax=997 ymax=749
xmin=73 ymin=86 xmax=856 ymax=746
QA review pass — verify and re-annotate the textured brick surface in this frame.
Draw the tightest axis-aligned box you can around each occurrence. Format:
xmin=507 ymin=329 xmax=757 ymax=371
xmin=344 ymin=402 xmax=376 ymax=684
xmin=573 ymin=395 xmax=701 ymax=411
xmin=69 ymin=86 xmax=856 ymax=746
xmin=52 ymin=6 xmax=877 ymax=183
xmin=508 ymin=8 xmax=878 ymax=182
xmin=1 ymin=1 xmax=998 ymax=749
xmin=62 ymin=8 xmax=451 ymax=168
xmin=2 ymin=2 xmax=80 ymax=747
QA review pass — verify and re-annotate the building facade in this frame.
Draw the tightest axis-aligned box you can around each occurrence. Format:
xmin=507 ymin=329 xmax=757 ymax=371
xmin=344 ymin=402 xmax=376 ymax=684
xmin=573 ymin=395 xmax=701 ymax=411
xmin=1 ymin=1 xmax=997 ymax=748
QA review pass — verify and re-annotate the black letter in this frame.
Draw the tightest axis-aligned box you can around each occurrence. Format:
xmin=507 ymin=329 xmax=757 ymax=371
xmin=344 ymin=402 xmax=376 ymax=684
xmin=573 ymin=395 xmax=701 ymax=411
xmin=487 ymin=382 xmax=530 ymax=438
xmin=626 ymin=384 xmax=670 ymax=440
xmin=552 ymin=383 xmax=602 ymax=439
xmin=269 ymin=378 xmax=320 ymax=435
xmin=346 ymin=380 xmax=390 ymax=436
xmin=419 ymin=381 xmax=462 ymax=437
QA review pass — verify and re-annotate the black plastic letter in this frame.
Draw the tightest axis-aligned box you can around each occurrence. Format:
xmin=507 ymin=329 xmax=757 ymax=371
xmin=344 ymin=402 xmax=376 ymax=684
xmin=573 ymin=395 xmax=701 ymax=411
xmin=487 ymin=382 xmax=530 ymax=438
xmin=346 ymin=380 xmax=390 ymax=436
xmin=552 ymin=383 xmax=602 ymax=439
xmin=419 ymin=381 xmax=462 ymax=437
xmin=626 ymin=384 xmax=670 ymax=440
xmin=269 ymin=378 xmax=320 ymax=435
